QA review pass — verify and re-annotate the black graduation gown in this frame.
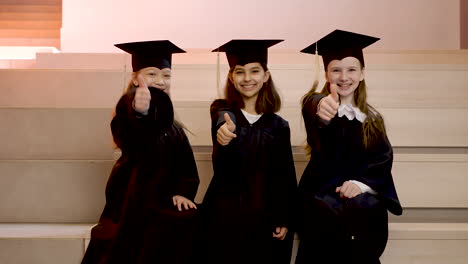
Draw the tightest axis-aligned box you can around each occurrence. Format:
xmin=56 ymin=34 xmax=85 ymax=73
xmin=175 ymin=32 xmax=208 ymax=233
xmin=200 ymin=99 xmax=297 ymax=264
xmin=81 ymin=87 xmax=200 ymax=264
xmin=296 ymin=94 xmax=402 ymax=264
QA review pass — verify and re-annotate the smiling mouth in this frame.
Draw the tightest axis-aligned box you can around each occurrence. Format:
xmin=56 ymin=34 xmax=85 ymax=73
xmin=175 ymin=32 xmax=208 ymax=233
xmin=241 ymin=84 xmax=256 ymax=89
xmin=337 ymin=83 xmax=352 ymax=89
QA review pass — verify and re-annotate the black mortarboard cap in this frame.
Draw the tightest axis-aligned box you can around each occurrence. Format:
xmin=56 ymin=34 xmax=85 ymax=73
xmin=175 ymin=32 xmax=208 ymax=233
xmin=115 ymin=40 xmax=185 ymax=71
xmin=301 ymin=30 xmax=379 ymax=69
xmin=212 ymin=39 xmax=283 ymax=68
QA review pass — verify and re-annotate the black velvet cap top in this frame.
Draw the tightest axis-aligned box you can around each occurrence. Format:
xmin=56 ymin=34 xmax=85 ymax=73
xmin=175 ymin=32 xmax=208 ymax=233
xmin=212 ymin=39 xmax=283 ymax=68
xmin=115 ymin=40 xmax=185 ymax=71
xmin=301 ymin=30 xmax=379 ymax=68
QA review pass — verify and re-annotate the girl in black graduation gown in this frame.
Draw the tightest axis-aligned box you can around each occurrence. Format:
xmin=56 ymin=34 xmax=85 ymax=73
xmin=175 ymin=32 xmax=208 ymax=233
xmin=295 ymin=30 xmax=403 ymax=264
xmin=200 ymin=40 xmax=298 ymax=264
xmin=81 ymin=41 xmax=199 ymax=264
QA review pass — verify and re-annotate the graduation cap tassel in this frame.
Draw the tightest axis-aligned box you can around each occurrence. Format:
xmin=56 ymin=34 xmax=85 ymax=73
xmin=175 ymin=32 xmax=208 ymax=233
xmin=122 ymin=62 xmax=128 ymax=93
xmin=312 ymin=42 xmax=320 ymax=93
xmin=216 ymin=50 xmax=222 ymax=98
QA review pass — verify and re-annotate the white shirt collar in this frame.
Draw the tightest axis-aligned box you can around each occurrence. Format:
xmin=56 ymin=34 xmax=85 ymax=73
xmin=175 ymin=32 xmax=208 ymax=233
xmin=338 ymin=104 xmax=367 ymax=123
xmin=241 ymin=109 xmax=262 ymax=124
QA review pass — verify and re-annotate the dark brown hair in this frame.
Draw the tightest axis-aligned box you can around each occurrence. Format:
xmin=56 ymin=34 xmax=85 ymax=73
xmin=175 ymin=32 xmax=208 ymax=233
xmin=224 ymin=63 xmax=281 ymax=114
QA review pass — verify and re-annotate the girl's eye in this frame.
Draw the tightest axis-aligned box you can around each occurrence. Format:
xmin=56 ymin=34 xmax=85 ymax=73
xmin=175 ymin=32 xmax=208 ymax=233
xmin=148 ymin=72 xmax=156 ymax=76
xmin=164 ymin=74 xmax=171 ymax=78
xmin=235 ymin=71 xmax=244 ymax=75
xmin=251 ymin=70 xmax=259 ymax=73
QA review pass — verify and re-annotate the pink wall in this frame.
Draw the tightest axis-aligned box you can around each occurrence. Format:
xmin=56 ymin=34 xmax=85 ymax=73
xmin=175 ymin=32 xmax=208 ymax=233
xmin=61 ymin=0 xmax=461 ymax=52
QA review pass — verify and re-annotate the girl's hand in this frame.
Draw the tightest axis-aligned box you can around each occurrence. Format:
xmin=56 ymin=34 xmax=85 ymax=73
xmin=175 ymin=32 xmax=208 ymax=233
xmin=172 ymin=195 xmax=197 ymax=211
xmin=336 ymin=181 xmax=362 ymax=199
xmin=317 ymin=83 xmax=339 ymax=121
xmin=272 ymin=226 xmax=288 ymax=240
xmin=217 ymin=113 xmax=237 ymax=146
xmin=133 ymin=75 xmax=151 ymax=114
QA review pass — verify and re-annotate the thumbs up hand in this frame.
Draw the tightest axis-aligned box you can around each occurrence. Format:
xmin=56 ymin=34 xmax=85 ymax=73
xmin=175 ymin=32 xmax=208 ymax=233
xmin=316 ymin=83 xmax=340 ymax=121
xmin=133 ymin=75 xmax=151 ymax=114
xmin=217 ymin=113 xmax=237 ymax=146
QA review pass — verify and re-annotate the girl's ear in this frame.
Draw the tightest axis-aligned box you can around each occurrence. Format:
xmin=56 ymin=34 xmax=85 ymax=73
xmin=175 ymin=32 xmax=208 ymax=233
xmin=263 ymin=70 xmax=270 ymax=83
xmin=360 ymin=67 xmax=365 ymax=81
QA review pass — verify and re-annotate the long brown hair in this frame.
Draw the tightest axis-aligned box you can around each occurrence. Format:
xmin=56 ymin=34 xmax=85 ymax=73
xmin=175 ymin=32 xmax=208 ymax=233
xmin=224 ymin=63 xmax=281 ymax=114
xmin=302 ymin=68 xmax=387 ymax=150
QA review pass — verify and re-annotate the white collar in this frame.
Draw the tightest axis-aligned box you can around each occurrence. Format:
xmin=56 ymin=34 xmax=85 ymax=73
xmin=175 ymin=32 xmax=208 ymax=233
xmin=338 ymin=104 xmax=367 ymax=123
xmin=241 ymin=109 xmax=262 ymax=124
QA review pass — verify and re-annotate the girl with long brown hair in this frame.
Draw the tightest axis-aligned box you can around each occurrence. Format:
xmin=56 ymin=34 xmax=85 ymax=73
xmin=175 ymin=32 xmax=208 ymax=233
xmin=200 ymin=40 xmax=297 ymax=264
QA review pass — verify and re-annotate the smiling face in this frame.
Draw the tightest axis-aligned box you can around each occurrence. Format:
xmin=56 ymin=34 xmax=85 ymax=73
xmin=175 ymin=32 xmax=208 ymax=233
xmin=133 ymin=67 xmax=172 ymax=94
xmin=325 ymin=56 xmax=365 ymax=105
xmin=229 ymin=62 xmax=270 ymax=102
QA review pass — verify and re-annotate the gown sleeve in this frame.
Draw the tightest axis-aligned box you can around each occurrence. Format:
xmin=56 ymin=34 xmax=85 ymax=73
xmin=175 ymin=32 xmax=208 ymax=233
xmin=359 ymin=133 xmax=403 ymax=215
xmin=270 ymin=121 xmax=298 ymax=228
xmin=170 ymin=127 xmax=200 ymax=201
xmin=302 ymin=94 xmax=327 ymax=149
xmin=111 ymin=88 xmax=175 ymax=154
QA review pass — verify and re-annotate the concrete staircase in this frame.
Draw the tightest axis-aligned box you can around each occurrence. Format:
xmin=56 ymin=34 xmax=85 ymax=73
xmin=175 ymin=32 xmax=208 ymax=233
xmin=0 ymin=50 xmax=467 ymax=263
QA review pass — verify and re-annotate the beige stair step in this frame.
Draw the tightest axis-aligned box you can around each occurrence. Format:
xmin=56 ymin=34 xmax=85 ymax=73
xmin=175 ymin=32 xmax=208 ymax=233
xmin=2 ymin=64 xmax=468 ymax=108
xmin=0 ymin=156 xmax=216 ymax=222
xmin=0 ymin=108 xmax=115 ymax=160
xmin=0 ymin=37 xmax=60 ymax=47
xmin=0 ymin=59 xmax=36 ymax=69
xmin=0 ymin=224 xmax=92 ymax=264
xmin=1 ymin=223 xmax=467 ymax=264
xmin=2 ymin=105 xmax=468 ymax=151
xmin=36 ymin=52 xmax=129 ymax=70
xmin=33 ymin=50 xmax=468 ymax=71
xmin=0 ymin=239 xmax=85 ymax=264
xmin=0 ymin=224 xmax=93 ymax=239
xmin=0 ymin=46 xmax=58 ymax=59
xmin=292 ymin=223 xmax=468 ymax=264
xmin=0 ymin=155 xmax=467 ymax=222
xmin=0 ymin=158 xmax=212 ymax=223
xmin=0 ymin=160 xmax=112 ymax=223
xmin=389 ymin=208 xmax=468 ymax=223
xmin=388 ymin=223 xmax=468 ymax=240
xmin=0 ymin=70 xmax=126 ymax=108
xmin=382 ymin=223 xmax=468 ymax=264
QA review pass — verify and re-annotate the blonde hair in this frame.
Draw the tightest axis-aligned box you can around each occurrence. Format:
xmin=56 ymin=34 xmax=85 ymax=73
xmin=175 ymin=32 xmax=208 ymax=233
xmin=120 ymin=70 xmax=192 ymax=133
xmin=302 ymin=66 xmax=387 ymax=152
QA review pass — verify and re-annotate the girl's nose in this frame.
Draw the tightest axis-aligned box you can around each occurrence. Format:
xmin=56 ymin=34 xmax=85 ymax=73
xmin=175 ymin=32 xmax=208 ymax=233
xmin=339 ymin=72 xmax=347 ymax=81
xmin=153 ymin=76 xmax=164 ymax=86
